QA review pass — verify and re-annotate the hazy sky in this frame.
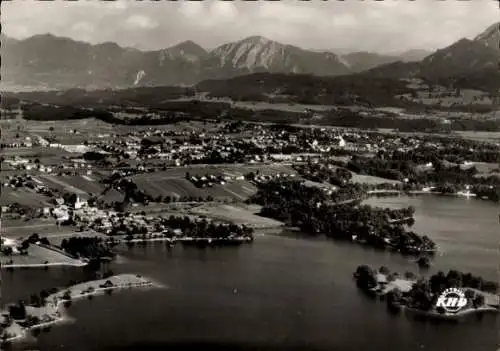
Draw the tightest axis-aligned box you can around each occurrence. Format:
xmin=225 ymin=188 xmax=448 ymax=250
xmin=2 ymin=0 xmax=499 ymax=53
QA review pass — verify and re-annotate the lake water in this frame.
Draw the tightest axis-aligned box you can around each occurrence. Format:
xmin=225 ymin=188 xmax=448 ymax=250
xmin=3 ymin=196 xmax=499 ymax=351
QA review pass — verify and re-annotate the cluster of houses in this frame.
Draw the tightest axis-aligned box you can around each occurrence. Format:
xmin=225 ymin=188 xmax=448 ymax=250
xmin=4 ymin=156 xmax=93 ymax=176
xmin=4 ymin=158 xmax=54 ymax=172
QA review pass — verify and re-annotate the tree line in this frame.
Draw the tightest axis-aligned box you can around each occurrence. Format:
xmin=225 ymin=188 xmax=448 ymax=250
xmin=249 ymin=179 xmax=435 ymax=254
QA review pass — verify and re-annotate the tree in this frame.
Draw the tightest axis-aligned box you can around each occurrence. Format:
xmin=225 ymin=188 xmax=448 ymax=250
xmin=386 ymin=288 xmax=403 ymax=312
xmin=9 ymin=301 xmax=27 ymax=320
xmin=40 ymin=290 xmax=49 ymax=304
xmin=354 ymin=265 xmax=378 ymax=291
xmin=19 ymin=240 xmax=30 ymax=251
xmin=429 ymin=271 xmax=446 ymax=295
xmin=62 ymin=290 xmax=72 ymax=301
xmin=30 ymin=294 xmax=41 ymax=307
xmin=472 ymin=294 xmax=485 ymax=308
xmin=446 ymin=270 xmax=463 ymax=288
xmin=404 ymin=271 xmax=415 ymax=280
xmin=379 ymin=266 xmax=390 ymax=275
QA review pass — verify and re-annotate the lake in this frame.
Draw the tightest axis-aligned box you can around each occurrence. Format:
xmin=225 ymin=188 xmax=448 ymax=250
xmin=4 ymin=196 xmax=498 ymax=351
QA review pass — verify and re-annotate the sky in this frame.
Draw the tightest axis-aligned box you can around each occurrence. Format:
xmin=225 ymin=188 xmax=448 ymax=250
xmin=2 ymin=0 xmax=499 ymax=54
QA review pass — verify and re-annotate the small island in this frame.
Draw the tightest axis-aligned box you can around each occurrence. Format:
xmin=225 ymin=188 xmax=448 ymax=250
xmin=353 ymin=265 xmax=499 ymax=320
xmin=0 ymin=274 xmax=161 ymax=344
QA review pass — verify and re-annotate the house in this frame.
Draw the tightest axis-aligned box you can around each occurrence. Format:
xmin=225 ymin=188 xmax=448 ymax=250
xmin=53 ymin=207 xmax=70 ymax=222
xmin=74 ymin=196 xmax=88 ymax=210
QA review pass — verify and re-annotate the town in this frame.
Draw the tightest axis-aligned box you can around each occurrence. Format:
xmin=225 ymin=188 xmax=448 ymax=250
xmin=3 ymin=110 xmax=499 ymax=341
xmin=2 ymin=113 xmax=499 ymax=267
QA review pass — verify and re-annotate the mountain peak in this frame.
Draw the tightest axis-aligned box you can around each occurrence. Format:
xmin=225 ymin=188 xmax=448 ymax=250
xmin=241 ymin=35 xmax=273 ymax=45
xmin=26 ymin=33 xmax=71 ymax=42
xmin=162 ymin=40 xmax=207 ymax=63
xmin=168 ymin=40 xmax=206 ymax=54
xmin=4 ymin=29 xmax=497 ymax=90
xmin=94 ymin=41 xmax=122 ymax=50
xmin=474 ymin=22 xmax=500 ymax=49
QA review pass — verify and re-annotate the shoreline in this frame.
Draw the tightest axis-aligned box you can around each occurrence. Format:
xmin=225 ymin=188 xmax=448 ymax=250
xmin=1 ymin=261 xmax=88 ymax=269
xmin=113 ymin=235 xmax=254 ymax=245
xmin=1 ymin=274 xmax=163 ymax=343
xmin=357 ymin=272 xmax=500 ymax=321
xmin=367 ymin=190 xmax=480 ymax=199
xmin=402 ymin=305 xmax=499 ymax=320
xmin=1 ymin=235 xmax=255 ymax=269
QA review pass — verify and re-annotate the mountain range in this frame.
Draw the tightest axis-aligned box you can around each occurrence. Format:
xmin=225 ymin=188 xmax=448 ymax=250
xmin=1 ymin=22 xmax=498 ymax=90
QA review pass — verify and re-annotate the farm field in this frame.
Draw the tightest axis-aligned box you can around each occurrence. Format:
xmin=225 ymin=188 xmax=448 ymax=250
xmin=471 ymin=162 xmax=500 ymax=178
xmin=233 ymin=164 xmax=298 ymax=176
xmin=3 ymin=221 xmax=70 ymax=239
xmin=231 ymin=101 xmax=338 ymax=113
xmin=350 ymin=173 xmax=402 ymax=185
xmin=132 ymin=175 xmax=256 ymax=201
xmin=455 ymin=131 xmax=500 ymax=142
xmin=42 ymin=230 xmax=108 ymax=247
xmin=2 ymin=148 xmax=79 ymax=166
xmin=220 ymin=180 xmax=258 ymax=200
xmin=0 ymin=187 xmax=53 ymax=207
xmin=0 ymin=244 xmax=82 ymax=267
xmin=190 ymin=203 xmax=284 ymax=229
xmin=137 ymin=163 xmax=298 ymax=178
xmin=34 ymin=174 xmax=104 ymax=197
xmin=56 ymin=174 xmax=105 ymax=195
xmin=132 ymin=176 xmax=209 ymax=199
xmin=2 ymin=217 xmax=53 ymax=228
xmin=23 ymin=118 xmax=115 ymax=134
xmin=129 ymin=164 xmax=297 ymax=201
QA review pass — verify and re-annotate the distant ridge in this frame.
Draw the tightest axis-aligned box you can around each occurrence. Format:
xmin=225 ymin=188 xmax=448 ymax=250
xmin=1 ymin=22 xmax=499 ymax=90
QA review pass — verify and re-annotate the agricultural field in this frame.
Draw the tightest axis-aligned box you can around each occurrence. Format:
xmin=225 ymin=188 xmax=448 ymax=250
xmin=0 ymin=187 xmax=53 ymax=207
xmin=23 ymin=118 xmax=115 ymax=135
xmin=0 ymin=243 xmax=82 ymax=267
xmin=220 ymin=180 xmax=258 ymax=200
xmin=224 ymin=163 xmax=298 ymax=177
xmin=42 ymin=230 xmax=108 ymax=247
xmin=1 ymin=146 xmax=76 ymax=161
xmin=397 ymin=86 xmax=495 ymax=107
xmin=131 ymin=164 xmax=290 ymax=201
xmin=133 ymin=175 xmax=256 ymax=201
xmin=56 ymin=174 xmax=106 ymax=195
xmin=471 ymin=162 xmax=500 ymax=178
xmin=137 ymin=163 xmax=297 ymax=179
xmin=231 ymin=101 xmax=337 ymax=113
xmin=34 ymin=174 xmax=105 ymax=197
xmin=132 ymin=175 xmax=207 ymax=199
xmin=3 ymin=221 xmax=68 ymax=239
xmin=190 ymin=203 xmax=284 ymax=229
xmin=455 ymin=131 xmax=500 ymax=143
xmin=350 ymin=173 xmax=402 ymax=185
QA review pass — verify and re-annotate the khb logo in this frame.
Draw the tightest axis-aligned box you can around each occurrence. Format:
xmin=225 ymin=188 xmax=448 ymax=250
xmin=435 ymin=287 xmax=468 ymax=313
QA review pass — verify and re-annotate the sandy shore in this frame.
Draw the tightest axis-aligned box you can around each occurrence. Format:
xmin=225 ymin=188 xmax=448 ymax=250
xmin=1 ymin=274 xmax=163 ymax=343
